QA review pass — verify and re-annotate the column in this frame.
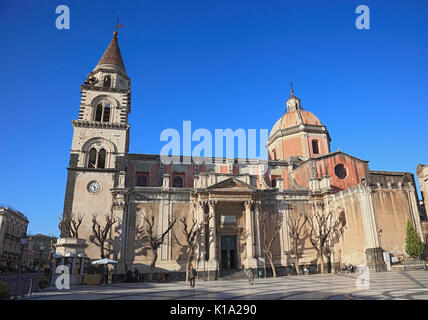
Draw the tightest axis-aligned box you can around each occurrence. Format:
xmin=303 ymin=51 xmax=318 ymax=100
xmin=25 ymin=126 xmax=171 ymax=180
xmin=208 ymin=201 xmax=218 ymax=261
xmin=244 ymin=200 xmax=257 ymax=267
xmin=254 ymin=201 xmax=261 ymax=258
xmin=196 ymin=201 xmax=206 ymax=263
xmin=406 ymin=183 xmax=424 ymax=241
xmin=359 ymin=185 xmax=385 ymax=271
xmin=208 ymin=201 xmax=219 ymax=278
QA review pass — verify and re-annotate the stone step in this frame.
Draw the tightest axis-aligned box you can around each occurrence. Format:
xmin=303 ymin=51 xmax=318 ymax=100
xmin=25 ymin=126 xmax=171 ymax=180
xmin=220 ymin=270 xmax=247 ymax=280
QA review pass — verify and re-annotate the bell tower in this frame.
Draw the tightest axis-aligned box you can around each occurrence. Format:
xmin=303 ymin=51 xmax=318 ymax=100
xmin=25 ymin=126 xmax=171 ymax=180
xmin=61 ymin=31 xmax=130 ymax=260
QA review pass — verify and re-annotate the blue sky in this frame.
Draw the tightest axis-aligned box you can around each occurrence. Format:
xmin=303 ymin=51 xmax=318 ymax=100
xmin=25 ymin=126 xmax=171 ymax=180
xmin=0 ymin=0 xmax=427 ymax=236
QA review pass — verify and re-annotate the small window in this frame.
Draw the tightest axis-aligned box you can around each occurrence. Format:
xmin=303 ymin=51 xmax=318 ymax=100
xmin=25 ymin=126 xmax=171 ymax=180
xmin=271 ymin=179 xmax=277 ymax=188
xmin=97 ymin=149 xmax=106 ymax=169
xmin=137 ymin=175 xmax=148 ymax=187
xmin=312 ymin=140 xmax=319 ymax=154
xmin=102 ymin=105 xmax=110 ymax=122
xmin=88 ymin=148 xmax=97 ymax=168
xmin=335 ymin=164 xmax=347 ymax=179
xmin=95 ymin=104 xmax=103 ymax=122
xmin=272 ymin=149 xmax=277 ymax=161
xmin=103 ymin=75 xmax=111 ymax=88
xmin=173 ymin=176 xmax=183 ymax=188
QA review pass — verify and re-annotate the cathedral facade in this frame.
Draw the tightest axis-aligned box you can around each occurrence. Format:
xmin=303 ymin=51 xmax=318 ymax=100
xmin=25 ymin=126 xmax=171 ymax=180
xmin=61 ymin=32 xmax=426 ymax=278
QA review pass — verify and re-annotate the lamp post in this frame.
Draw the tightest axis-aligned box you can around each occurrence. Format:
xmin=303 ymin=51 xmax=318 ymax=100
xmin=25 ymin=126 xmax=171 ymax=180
xmin=14 ymin=234 xmax=26 ymax=299
xmin=48 ymin=248 xmax=55 ymax=283
xmin=262 ymin=249 xmax=267 ymax=278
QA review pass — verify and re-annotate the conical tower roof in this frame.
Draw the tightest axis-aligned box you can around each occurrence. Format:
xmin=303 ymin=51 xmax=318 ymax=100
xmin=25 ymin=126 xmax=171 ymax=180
xmin=95 ymin=31 xmax=126 ymax=75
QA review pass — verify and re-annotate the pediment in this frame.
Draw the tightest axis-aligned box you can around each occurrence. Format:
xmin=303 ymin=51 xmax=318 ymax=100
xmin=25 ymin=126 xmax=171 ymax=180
xmin=207 ymin=177 xmax=256 ymax=190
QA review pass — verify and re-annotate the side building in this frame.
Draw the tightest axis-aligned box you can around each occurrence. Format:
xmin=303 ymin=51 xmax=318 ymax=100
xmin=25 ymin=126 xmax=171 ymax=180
xmin=0 ymin=206 xmax=32 ymax=271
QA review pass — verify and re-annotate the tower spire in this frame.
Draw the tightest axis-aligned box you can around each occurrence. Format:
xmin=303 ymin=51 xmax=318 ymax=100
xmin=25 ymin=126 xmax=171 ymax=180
xmin=94 ymin=19 xmax=126 ymax=75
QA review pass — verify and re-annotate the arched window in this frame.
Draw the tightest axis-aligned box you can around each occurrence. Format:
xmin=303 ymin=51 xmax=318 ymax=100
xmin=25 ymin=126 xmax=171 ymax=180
xmin=95 ymin=104 xmax=103 ymax=122
xmin=272 ymin=179 xmax=277 ymax=188
xmin=272 ymin=149 xmax=277 ymax=161
xmin=94 ymin=103 xmax=111 ymax=122
xmin=137 ymin=175 xmax=148 ymax=187
xmin=103 ymin=75 xmax=111 ymax=88
xmin=102 ymin=105 xmax=110 ymax=122
xmin=312 ymin=140 xmax=319 ymax=155
xmin=173 ymin=176 xmax=183 ymax=188
xmin=88 ymin=148 xmax=97 ymax=168
xmin=97 ymin=149 xmax=106 ymax=169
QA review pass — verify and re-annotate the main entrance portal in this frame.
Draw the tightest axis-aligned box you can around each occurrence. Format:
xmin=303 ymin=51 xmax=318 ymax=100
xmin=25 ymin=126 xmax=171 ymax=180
xmin=220 ymin=235 xmax=237 ymax=270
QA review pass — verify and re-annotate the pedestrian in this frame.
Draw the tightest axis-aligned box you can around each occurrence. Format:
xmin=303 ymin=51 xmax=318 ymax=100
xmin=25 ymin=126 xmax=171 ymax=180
xmin=303 ymin=266 xmax=310 ymax=275
xmin=134 ymin=268 xmax=140 ymax=283
xmin=189 ymin=266 xmax=197 ymax=288
xmin=247 ymin=268 xmax=254 ymax=285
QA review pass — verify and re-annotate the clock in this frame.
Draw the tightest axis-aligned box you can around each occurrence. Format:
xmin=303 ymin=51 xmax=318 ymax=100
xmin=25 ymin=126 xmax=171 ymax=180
xmin=87 ymin=181 xmax=101 ymax=193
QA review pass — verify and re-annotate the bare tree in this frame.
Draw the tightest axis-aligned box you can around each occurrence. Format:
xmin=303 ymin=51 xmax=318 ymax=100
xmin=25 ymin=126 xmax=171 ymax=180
xmin=259 ymin=210 xmax=284 ymax=278
xmin=91 ymin=214 xmax=117 ymax=259
xmin=285 ymin=210 xmax=308 ymax=275
xmin=174 ymin=214 xmax=211 ymax=281
xmin=140 ymin=210 xmax=176 ymax=281
xmin=304 ymin=206 xmax=341 ymax=274
xmin=58 ymin=212 xmax=85 ymax=238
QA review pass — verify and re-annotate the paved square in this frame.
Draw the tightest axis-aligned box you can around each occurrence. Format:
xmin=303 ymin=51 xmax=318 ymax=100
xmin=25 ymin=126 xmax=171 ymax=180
xmin=25 ymin=270 xmax=428 ymax=300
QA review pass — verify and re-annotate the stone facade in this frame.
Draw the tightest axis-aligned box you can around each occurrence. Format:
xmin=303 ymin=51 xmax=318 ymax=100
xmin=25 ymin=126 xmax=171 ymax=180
xmin=61 ymin=32 xmax=426 ymax=277
xmin=0 ymin=206 xmax=32 ymax=270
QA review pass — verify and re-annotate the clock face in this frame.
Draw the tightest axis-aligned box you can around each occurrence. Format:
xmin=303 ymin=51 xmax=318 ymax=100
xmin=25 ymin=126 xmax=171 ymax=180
xmin=87 ymin=181 xmax=101 ymax=193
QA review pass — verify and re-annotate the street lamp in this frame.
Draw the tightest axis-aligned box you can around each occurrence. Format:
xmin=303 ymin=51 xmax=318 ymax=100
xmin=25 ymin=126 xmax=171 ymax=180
xmin=14 ymin=234 xmax=27 ymax=299
xmin=262 ymin=249 xmax=267 ymax=278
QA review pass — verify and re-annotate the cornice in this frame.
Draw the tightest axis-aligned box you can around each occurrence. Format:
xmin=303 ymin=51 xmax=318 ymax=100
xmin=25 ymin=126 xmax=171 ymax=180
xmin=89 ymin=68 xmax=130 ymax=81
xmin=80 ymin=84 xmax=130 ymax=94
xmin=267 ymin=124 xmax=330 ymax=147
xmin=71 ymin=120 xmax=129 ymax=130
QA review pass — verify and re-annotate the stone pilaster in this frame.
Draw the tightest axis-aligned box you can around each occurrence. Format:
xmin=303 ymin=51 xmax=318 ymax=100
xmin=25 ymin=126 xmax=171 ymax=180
xmin=244 ymin=200 xmax=257 ymax=267
xmin=358 ymin=185 xmax=386 ymax=272
xmin=406 ymin=183 xmax=425 ymax=242
xmin=208 ymin=200 xmax=219 ymax=279
xmin=196 ymin=201 xmax=207 ymax=263
xmin=112 ymin=191 xmax=128 ymax=273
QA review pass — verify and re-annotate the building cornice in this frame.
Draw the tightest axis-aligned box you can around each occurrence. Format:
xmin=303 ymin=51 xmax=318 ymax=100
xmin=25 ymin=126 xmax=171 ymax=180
xmin=90 ymin=68 xmax=130 ymax=81
xmin=80 ymin=84 xmax=130 ymax=94
xmin=267 ymin=124 xmax=331 ymax=147
xmin=71 ymin=120 xmax=129 ymax=130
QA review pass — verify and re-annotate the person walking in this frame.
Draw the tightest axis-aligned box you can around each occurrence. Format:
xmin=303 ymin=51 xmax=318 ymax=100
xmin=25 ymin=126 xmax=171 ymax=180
xmin=189 ymin=266 xmax=197 ymax=288
xmin=247 ymin=267 xmax=254 ymax=285
xmin=134 ymin=268 xmax=140 ymax=283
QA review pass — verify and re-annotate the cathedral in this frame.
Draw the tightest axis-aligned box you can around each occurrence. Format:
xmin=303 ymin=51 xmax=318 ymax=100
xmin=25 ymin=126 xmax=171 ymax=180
xmin=61 ymin=31 xmax=427 ymax=278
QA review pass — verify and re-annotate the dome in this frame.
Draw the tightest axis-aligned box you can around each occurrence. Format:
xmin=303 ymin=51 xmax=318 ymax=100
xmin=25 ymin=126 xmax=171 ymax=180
xmin=269 ymin=109 xmax=323 ymax=138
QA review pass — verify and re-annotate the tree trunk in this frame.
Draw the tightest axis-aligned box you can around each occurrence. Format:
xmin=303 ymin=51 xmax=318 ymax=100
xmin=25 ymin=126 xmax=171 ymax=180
xmin=294 ymin=251 xmax=301 ymax=275
xmin=319 ymin=253 xmax=326 ymax=274
xmin=267 ymin=252 xmax=277 ymax=277
xmin=149 ymin=250 xmax=158 ymax=281
xmin=186 ymin=248 xmax=195 ymax=281
xmin=100 ymin=241 xmax=105 ymax=259
xmin=294 ymin=240 xmax=301 ymax=275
